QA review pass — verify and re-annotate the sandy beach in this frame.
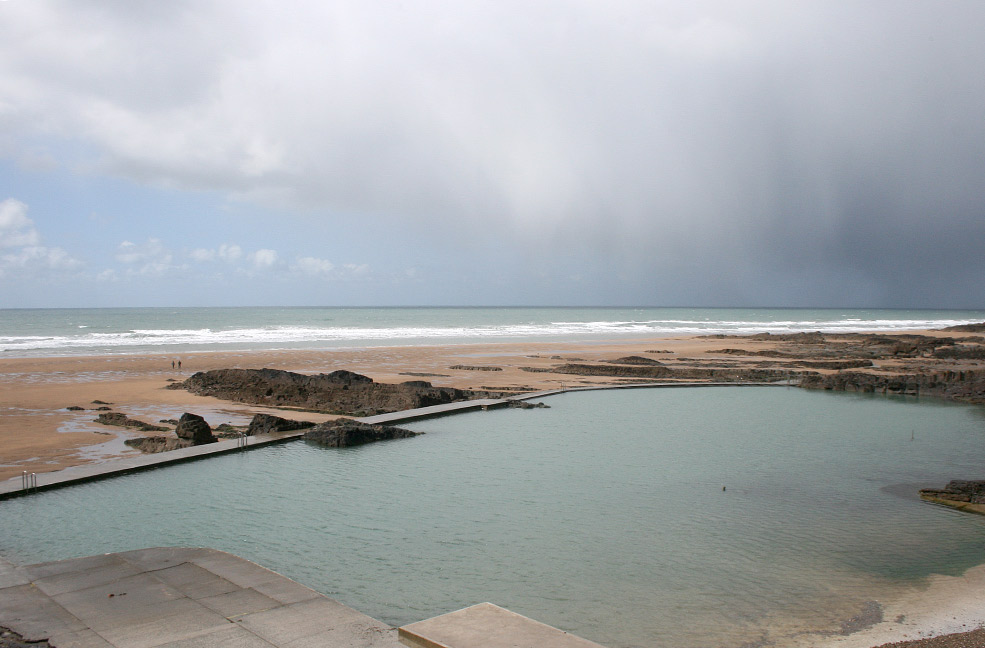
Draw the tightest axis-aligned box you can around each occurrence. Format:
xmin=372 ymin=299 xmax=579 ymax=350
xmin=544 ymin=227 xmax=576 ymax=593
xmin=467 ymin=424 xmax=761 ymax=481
xmin=2 ymin=329 xmax=985 ymax=648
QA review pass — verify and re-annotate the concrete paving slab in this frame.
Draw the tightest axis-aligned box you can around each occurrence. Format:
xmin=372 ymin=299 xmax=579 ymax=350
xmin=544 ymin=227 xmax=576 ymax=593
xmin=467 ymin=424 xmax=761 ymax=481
xmin=52 ymin=573 xmax=188 ymax=629
xmin=117 ymin=547 xmax=215 ymax=572
xmin=0 ymin=557 xmax=30 ymax=588
xmin=93 ymin=606 xmax=230 ymax=648
xmin=24 ymin=553 xmax=125 ymax=580
xmin=281 ymin=619 xmax=401 ymax=648
xmin=233 ymin=597 xmax=375 ymax=645
xmin=57 ymin=595 xmax=207 ymax=634
xmin=398 ymin=603 xmax=606 ymax=648
xmin=153 ymin=625 xmax=277 ymax=648
xmin=0 ymin=583 xmax=88 ymax=641
xmin=47 ymin=628 xmax=118 ymax=648
xmin=197 ymin=588 xmax=281 ymax=619
xmin=0 ymin=548 xmax=428 ymax=648
xmin=189 ymin=555 xmax=285 ymax=590
xmin=33 ymin=560 xmax=143 ymax=597
xmin=151 ymin=563 xmax=240 ymax=600
xmin=250 ymin=578 xmax=322 ymax=606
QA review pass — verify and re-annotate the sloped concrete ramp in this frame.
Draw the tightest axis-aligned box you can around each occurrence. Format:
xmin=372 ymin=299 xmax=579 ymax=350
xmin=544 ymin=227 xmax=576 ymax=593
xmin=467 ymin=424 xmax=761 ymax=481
xmin=0 ymin=548 xmax=400 ymax=648
xmin=398 ymin=603 xmax=606 ymax=648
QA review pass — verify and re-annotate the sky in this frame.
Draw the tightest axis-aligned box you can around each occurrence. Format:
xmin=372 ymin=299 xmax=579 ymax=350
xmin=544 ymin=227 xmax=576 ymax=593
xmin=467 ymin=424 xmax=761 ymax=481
xmin=1 ymin=1 xmax=984 ymax=309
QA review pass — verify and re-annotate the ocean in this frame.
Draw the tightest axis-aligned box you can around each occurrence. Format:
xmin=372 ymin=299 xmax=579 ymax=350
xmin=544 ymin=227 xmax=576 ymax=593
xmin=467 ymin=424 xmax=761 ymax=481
xmin=2 ymin=306 xmax=984 ymax=357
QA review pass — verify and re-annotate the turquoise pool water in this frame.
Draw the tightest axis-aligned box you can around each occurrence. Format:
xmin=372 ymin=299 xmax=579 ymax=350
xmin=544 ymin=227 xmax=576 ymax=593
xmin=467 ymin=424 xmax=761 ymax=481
xmin=2 ymin=387 xmax=984 ymax=648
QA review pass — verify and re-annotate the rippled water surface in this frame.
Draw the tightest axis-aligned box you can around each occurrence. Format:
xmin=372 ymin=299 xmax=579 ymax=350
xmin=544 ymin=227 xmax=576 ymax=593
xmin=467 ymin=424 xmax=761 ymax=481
xmin=2 ymin=387 xmax=985 ymax=648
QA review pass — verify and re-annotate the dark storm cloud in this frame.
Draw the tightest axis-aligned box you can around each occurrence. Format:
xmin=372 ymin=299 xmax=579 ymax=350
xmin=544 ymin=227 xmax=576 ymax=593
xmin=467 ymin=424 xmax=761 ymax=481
xmin=1 ymin=0 xmax=983 ymax=306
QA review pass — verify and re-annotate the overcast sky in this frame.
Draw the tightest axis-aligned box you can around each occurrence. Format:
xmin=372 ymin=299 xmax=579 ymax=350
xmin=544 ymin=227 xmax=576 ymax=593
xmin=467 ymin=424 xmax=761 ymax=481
xmin=1 ymin=1 xmax=983 ymax=308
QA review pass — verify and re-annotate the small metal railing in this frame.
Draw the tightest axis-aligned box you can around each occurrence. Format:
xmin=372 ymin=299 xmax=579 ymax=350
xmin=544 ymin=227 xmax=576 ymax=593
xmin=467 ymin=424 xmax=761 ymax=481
xmin=21 ymin=471 xmax=37 ymax=492
xmin=237 ymin=433 xmax=249 ymax=449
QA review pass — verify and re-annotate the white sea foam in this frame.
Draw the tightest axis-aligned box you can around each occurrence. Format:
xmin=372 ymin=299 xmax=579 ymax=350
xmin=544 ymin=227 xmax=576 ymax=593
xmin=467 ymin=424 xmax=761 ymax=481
xmin=1 ymin=313 xmax=981 ymax=355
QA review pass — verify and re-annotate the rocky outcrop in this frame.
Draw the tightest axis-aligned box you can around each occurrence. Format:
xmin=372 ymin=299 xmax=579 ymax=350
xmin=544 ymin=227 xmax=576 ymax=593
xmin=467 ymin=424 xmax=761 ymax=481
xmin=245 ymin=413 xmax=315 ymax=436
xmin=96 ymin=412 xmax=169 ymax=432
xmin=709 ymin=351 xmax=872 ymax=369
xmin=171 ymin=368 xmax=494 ymax=416
xmin=174 ymin=413 xmax=217 ymax=445
xmin=552 ymin=363 xmax=788 ymax=382
xmin=920 ymin=480 xmax=985 ymax=504
xmin=920 ymin=480 xmax=985 ymax=515
xmin=798 ymin=370 xmax=985 ymax=404
xmin=941 ymin=322 xmax=985 ymax=332
xmin=213 ymin=423 xmax=246 ymax=439
xmin=607 ymin=356 xmax=664 ymax=365
xmin=933 ymin=345 xmax=985 ymax=360
xmin=303 ymin=418 xmax=420 ymax=447
xmin=124 ymin=436 xmax=193 ymax=453
xmin=449 ymin=365 xmax=503 ymax=371
xmin=507 ymin=400 xmax=549 ymax=409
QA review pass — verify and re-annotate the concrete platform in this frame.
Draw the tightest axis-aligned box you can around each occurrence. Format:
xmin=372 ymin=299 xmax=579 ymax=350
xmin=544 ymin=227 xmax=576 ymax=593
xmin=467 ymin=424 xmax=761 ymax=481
xmin=398 ymin=603 xmax=606 ymax=648
xmin=0 ymin=547 xmax=401 ymax=648
xmin=0 ymin=431 xmax=308 ymax=501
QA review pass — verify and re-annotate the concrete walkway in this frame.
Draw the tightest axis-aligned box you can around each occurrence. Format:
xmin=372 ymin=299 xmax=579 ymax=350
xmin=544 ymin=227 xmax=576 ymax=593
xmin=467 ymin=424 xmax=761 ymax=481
xmin=0 ymin=547 xmax=401 ymax=648
xmin=0 ymin=431 xmax=304 ymax=501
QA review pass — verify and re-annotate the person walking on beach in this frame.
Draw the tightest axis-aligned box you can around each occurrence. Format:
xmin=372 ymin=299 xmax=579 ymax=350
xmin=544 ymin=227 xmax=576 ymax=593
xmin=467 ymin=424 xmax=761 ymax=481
xmin=178 ymin=360 xmax=182 ymax=370
xmin=172 ymin=360 xmax=175 ymax=369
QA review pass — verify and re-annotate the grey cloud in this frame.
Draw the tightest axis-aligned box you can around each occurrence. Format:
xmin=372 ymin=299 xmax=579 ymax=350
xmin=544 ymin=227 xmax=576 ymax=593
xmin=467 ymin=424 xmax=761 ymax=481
xmin=1 ymin=1 xmax=984 ymax=306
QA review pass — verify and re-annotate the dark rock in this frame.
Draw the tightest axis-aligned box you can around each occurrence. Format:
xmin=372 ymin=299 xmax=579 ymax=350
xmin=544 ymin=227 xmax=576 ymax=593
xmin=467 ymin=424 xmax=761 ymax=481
xmin=552 ymin=363 xmax=787 ymax=383
xmin=95 ymin=406 xmax=113 ymax=411
xmin=325 ymin=369 xmax=374 ymax=384
xmin=449 ymin=365 xmax=503 ymax=371
xmin=799 ymin=370 xmax=985 ymax=404
xmin=91 ymin=400 xmax=112 ymax=405
xmin=96 ymin=412 xmax=169 ymax=432
xmin=607 ymin=356 xmax=664 ymax=366
xmin=66 ymin=406 xmax=84 ymax=411
xmin=747 ymin=331 xmax=827 ymax=344
xmin=213 ymin=423 xmax=246 ymax=438
xmin=304 ymin=418 xmax=420 ymax=447
xmin=175 ymin=413 xmax=216 ymax=445
xmin=941 ymin=322 xmax=985 ymax=332
xmin=920 ymin=480 xmax=985 ymax=504
xmin=124 ymin=436 xmax=193 ymax=453
xmin=171 ymin=368 xmax=489 ymax=416
xmin=399 ymin=372 xmax=450 ymax=377
xmin=246 ymin=413 xmax=314 ymax=436
xmin=933 ymin=345 xmax=985 ymax=360
xmin=507 ymin=400 xmax=550 ymax=409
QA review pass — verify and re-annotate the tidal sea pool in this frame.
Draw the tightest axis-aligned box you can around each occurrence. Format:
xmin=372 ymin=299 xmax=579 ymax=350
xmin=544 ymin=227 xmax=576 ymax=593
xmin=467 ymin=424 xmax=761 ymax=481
xmin=2 ymin=387 xmax=985 ymax=648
